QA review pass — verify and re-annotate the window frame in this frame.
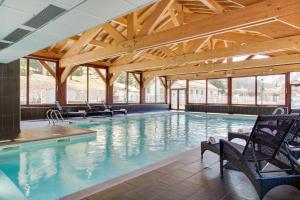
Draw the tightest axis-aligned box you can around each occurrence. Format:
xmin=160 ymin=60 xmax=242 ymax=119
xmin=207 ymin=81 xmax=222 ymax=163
xmin=20 ymin=57 xmax=58 ymax=106
xmin=145 ymin=77 xmax=167 ymax=104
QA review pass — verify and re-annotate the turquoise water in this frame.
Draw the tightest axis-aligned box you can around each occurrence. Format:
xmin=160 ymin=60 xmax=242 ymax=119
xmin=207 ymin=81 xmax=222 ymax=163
xmin=0 ymin=112 xmax=256 ymax=200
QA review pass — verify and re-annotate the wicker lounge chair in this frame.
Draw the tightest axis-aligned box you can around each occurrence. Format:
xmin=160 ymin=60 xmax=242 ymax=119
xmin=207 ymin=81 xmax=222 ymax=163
xmin=86 ymin=102 xmax=113 ymax=117
xmin=219 ymin=115 xmax=300 ymax=199
xmin=102 ymin=102 xmax=127 ymax=115
xmin=54 ymin=101 xmax=86 ymax=118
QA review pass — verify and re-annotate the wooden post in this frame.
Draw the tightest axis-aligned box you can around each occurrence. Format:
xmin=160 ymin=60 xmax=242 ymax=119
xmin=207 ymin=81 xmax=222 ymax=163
xmin=140 ymin=73 xmax=145 ymax=104
xmin=227 ymin=77 xmax=232 ymax=105
xmin=106 ymin=68 xmax=113 ymax=105
xmin=286 ymin=73 xmax=291 ymax=111
xmin=56 ymin=62 xmax=66 ymax=105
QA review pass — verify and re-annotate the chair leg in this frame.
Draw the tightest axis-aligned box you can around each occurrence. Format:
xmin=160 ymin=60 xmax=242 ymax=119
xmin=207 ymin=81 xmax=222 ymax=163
xmin=220 ymin=155 xmax=224 ymax=177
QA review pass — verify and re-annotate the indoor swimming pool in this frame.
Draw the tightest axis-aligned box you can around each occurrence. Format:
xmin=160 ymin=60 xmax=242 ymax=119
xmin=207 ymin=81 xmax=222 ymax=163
xmin=0 ymin=112 xmax=256 ymax=200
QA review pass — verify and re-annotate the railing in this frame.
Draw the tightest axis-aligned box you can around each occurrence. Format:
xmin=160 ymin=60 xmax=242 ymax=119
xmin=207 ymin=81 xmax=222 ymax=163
xmin=46 ymin=109 xmax=64 ymax=125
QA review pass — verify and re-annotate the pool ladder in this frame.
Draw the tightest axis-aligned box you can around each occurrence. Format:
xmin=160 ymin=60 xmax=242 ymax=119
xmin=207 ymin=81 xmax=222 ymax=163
xmin=46 ymin=109 xmax=64 ymax=125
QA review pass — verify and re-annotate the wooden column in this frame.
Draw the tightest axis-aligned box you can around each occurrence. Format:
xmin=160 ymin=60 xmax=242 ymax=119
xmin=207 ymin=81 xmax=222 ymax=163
xmin=286 ymin=73 xmax=291 ymax=111
xmin=140 ymin=73 xmax=146 ymax=104
xmin=186 ymin=80 xmax=189 ymax=104
xmin=56 ymin=63 xmax=66 ymax=105
xmin=106 ymin=68 xmax=113 ymax=105
xmin=227 ymin=77 xmax=232 ymax=105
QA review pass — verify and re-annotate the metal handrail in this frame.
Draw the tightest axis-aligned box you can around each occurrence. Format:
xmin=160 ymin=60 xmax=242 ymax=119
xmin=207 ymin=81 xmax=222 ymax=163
xmin=46 ymin=109 xmax=64 ymax=125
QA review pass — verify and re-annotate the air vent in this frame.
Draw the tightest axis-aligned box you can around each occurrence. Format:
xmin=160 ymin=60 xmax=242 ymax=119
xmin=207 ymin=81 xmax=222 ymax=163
xmin=24 ymin=4 xmax=66 ymax=29
xmin=3 ymin=28 xmax=31 ymax=42
xmin=0 ymin=42 xmax=10 ymax=50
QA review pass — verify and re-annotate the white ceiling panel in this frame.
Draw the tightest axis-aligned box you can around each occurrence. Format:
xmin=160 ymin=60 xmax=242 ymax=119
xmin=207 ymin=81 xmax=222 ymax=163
xmin=55 ymin=9 xmax=105 ymax=33
xmin=0 ymin=38 xmax=50 ymax=62
xmin=0 ymin=0 xmax=156 ymax=63
xmin=50 ymin=0 xmax=86 ymax=9
xmin=0 ymin=7 xmax=33 ymax=38
xmin=76 ymin=0 xmax=135 ymax=21
xmin=2 ymin=0 xmax=50 ymax=15
xmin=125 ymin=0 xmax=158 ymax=7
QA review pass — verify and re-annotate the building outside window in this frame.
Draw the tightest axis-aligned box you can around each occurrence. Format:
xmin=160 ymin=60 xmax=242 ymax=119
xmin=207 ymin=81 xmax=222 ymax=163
xmin=207 ymin=79 xmax=227 ymax=104
xmin=232 ymin=77 xmax=255 ymax=104
xmin=257 ymin=75 xmax=285 ymax=105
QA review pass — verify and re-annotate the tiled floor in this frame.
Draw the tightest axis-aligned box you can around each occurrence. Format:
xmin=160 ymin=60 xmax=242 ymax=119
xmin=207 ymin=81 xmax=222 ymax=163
xmin=83 ymin=149 xmax=300 ymax=200
xmin=0 ymin=120 xmax=95 ymax=146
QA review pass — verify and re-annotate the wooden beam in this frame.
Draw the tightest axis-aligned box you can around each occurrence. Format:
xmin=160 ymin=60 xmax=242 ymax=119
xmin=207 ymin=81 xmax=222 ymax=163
xmin=62 ymin=25 xmax=102 ymax=60
xmin=37 ymin=60 xmax=56 ymax=78
xmin=139 ymin=0 xmax=175 ymax=36
xmin=61 ymin=66 xmax=73 ymax=83
xmin=167 ymin=64 xmax=300 ymax=80
xmin=146 ymin=54 xmax=300 ymax=77
xmin=131 ymin=73 xmax=140 ymax=84
xmin=71 ymin=35 xmax=110 ymax=48
xmin=142 ymin=77 xmax=154 ymax=88
xmin=60 ymin=0 xmax=300 ymax=67
xmin=127 ymin=12 xmax=138 ymax=39
xmin=111 ymin=35 xmax=300 ymax=73
xmin=199 ymin=0 xmax=224 ymax=14
xmin=109 ymin=72 xmax=121 ymax=86
xmin=102 ymin=23 xmax=127 ymax=43
xmin=94 ymin=68 xmax=106 ymax=83
xmin=159 ymin=77 xmax=166 ymax=88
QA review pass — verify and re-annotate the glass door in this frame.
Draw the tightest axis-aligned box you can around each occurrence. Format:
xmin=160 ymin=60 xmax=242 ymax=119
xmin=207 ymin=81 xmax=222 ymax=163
xmin=171 ymin=90 xmax=178 ymax=110
xmin=171 ymin=89 xmax=186 ymax=110
xmin=178 ymin=89 xmax=186 ymax=110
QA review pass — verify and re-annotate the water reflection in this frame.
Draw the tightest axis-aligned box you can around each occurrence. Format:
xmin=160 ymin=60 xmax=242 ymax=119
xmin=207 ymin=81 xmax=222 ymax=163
xmin=0 ymin=113 xmax=255 ymax=200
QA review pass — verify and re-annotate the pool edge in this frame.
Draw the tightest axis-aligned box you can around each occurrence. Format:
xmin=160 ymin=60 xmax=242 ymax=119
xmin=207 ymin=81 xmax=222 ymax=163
xmin=60 ymin=146 xmax=202 ymax=200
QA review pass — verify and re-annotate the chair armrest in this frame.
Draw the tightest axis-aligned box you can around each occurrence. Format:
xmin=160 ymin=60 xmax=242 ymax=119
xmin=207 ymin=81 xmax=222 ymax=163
xmin=220 ymin=139 xmax=244 ymax=161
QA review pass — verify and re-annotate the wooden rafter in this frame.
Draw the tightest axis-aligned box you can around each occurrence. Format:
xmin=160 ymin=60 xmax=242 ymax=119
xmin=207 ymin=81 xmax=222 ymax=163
xmin=146 ymin=54 xmax=300 ymax=77
xmin=199 ymin=0 xmax=224 ymax=14
xmin=59 ymin=0 xmax=300 ymax=67
xmin=167 ymin=63 xmax=300 ymax=80
xmin=110 ymin=34 xmax=300 ymax=73
xmin=37 ymin=61 xmax=56 ymax=78
xmin=139 ymin=0 xmax=175 ymax=36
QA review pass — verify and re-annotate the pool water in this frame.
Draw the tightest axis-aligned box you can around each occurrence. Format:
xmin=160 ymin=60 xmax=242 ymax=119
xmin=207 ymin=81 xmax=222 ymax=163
xmin=0 ymin=112 xmax=256 ymax=200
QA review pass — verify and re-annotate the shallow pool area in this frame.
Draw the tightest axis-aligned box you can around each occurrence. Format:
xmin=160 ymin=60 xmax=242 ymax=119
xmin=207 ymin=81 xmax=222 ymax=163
xmin=0 ymin=112 xmax=256 ymax=200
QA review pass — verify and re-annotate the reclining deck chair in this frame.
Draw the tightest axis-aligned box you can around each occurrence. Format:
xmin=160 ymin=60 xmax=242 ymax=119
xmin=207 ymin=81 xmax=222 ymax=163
xmin=220 ymin=115 xmax=300 ymax=199
xmin=102 ymin=102 xmax=127 ymax=115
xmin=86 ymin=102 xmax=113 ymax=117
xmin=54 ymin=101 xmax=86 ymax=118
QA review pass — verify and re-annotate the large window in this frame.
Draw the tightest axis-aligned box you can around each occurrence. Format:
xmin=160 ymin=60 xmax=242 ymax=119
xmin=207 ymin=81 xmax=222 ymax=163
xmin=291 ymin=72 xmax=300 ymax=109
xmin=257 ymin=75 xmax=285 ymax=105
xmin=113 ymin=72 xmax=127 ymax=103
xmin=188 ymin=80 xmax=206 ymax=103
xmin=145 ymin=77 xmax=166 ymax=103
xmin=88 ymin=68 xmax=106 ymax=103
xmin=20 ymin=58 xmax=27 ymax=105
xmin=145 ymin=78 xmax=156 ymax=103
xmin=156 ymin=77 xmax=165 ymax=103
xmin=207 ymin=79 xmax=227 ymax=104
xmin=67 ymin=67 xmax=106 ymax=104
xmin=232 ymin=77 xmax=255 ymax=104
xmin=67 ymin=67 xmax=88 ymax=104
xmin=128 ymin=73 xmax=140 ymax=103
xmin=20 ymin=58 xmax=57 ymax=105
xmin=29 ymin=59 xmax=56 ymax=104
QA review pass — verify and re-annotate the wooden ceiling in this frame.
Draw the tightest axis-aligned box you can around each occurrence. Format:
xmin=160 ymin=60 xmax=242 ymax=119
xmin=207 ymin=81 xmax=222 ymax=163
xmin=29 ymin=0 xmax=300 ymax=84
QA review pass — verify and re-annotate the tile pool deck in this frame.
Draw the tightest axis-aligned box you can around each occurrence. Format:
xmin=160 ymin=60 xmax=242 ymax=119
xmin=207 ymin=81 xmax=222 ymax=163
xmin=0 ymin=121 xmax=95 ymax=146
xmin=81 ymin=150 xmax=300 ymax=200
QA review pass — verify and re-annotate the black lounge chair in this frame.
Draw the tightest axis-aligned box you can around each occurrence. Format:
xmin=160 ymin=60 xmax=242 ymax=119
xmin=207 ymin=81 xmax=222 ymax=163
xmin=54 ymin=101 xmax=86 ymax=118
xmin=219 ymin=115 xmax=300 ymax=199
xmin=102 ymin=102 xmax=127 ymax=115
xmin=86 ymin=102 xmax=113 ymax=117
